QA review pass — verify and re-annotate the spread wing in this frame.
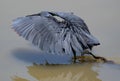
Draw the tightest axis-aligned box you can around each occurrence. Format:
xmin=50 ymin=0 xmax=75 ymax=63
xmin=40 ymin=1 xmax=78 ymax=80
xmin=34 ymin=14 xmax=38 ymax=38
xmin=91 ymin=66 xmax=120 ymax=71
xmin=12 ymin=15 xmax=86 ymax=55
xmin=12 ymin=12 xmax=100 ymax=56
xmin=12 ymin=16 xmax=60 ymax=54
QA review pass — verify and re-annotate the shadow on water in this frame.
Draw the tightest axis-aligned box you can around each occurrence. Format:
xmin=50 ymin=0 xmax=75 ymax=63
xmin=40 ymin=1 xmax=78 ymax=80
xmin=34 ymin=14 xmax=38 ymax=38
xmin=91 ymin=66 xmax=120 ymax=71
xmin=12 ymin=48 xmax=117 ymax=64
xmin=12 ymin=48 xmax=71 ymax=64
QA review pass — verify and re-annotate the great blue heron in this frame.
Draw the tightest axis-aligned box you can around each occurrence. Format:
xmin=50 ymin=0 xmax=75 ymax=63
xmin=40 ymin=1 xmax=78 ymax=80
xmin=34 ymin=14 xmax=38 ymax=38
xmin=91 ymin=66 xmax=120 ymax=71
xmin=12 ymin=11 xmax=106 ymax=63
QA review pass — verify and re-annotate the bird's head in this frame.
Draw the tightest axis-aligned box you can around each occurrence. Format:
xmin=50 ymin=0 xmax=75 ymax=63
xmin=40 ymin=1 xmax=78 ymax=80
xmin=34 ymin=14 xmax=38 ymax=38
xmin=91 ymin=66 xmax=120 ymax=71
xmin=48 ymin=12 xmax=82 ymax=23
xmin=40 ymin=11 xmax=52 ymax=17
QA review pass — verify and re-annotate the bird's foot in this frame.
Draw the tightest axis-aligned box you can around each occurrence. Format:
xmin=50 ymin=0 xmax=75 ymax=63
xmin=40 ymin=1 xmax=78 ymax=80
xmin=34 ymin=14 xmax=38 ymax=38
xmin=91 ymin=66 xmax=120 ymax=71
xmin=72 ymin=55 xmax=115 ymax=63
xmin=72 ymin=49 xmax=114 ymax=63
xmin=81 ymin=49 xmax=107 ymax=62
xmin=93 ymin=56 xmax=107 ymax=62
xmin=75 ymin=55 xmax=107 ymax=63
xmin=72 ymin=55 xmax=97 ymax=63
xmin=77 ymin=55 xmax=97 ymax=62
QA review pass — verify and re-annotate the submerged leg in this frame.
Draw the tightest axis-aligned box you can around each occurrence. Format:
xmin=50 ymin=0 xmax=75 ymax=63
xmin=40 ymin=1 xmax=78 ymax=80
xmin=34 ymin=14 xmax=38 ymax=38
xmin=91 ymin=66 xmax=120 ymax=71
xmin=71 ymin=44 xmax=77 ymax=63
xmin=73 ymin=53 xmax=76 ymax=63
xmin=89 ymin=53 xmax=107 ymax=62
xmin=81 ymin=49 xmax=107 ymax=62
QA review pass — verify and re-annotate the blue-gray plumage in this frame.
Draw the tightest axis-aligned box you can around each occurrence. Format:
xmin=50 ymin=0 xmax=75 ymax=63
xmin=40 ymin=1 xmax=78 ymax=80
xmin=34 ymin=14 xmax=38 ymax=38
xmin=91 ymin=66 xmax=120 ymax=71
xmin=12 ymin=11 xmax=103 ymax=62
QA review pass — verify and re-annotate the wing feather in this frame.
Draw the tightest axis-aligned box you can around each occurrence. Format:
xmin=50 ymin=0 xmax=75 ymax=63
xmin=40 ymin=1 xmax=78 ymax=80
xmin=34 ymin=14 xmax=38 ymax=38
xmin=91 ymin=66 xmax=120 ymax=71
xmin=12 ymin=12 xmax=100 ymax=56
xmin=12 ymin=16 xmax=58 ymax=53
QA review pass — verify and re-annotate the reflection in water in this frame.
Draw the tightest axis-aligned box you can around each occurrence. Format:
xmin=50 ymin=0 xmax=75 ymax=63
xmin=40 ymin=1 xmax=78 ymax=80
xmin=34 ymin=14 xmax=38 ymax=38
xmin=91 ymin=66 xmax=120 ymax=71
xmin=12 ymin=63 xmax=101 ymax=81
xmin=12 ymin=76 xmax=29 ymax=81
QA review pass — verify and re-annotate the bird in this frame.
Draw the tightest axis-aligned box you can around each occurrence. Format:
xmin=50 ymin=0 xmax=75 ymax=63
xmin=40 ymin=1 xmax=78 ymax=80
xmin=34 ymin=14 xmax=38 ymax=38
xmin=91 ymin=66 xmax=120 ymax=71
xmin=12 ymin=11 xmax=105 ymax=63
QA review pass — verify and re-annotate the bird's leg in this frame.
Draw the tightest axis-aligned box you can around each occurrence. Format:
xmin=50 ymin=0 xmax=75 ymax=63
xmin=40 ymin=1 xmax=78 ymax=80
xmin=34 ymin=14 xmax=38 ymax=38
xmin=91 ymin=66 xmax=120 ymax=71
xmin=73 ymin=53 xmax=77 ymax=63
xmin=90 ymin=53 xmax=107 ymax=62
xmin=81 ymin=49 xmax=107 ymax=62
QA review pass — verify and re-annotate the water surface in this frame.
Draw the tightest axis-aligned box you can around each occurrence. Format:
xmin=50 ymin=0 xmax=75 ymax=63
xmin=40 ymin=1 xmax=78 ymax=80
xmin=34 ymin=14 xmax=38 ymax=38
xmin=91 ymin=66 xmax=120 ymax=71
xmin=0 ymin=0 xmax=120 ymax=81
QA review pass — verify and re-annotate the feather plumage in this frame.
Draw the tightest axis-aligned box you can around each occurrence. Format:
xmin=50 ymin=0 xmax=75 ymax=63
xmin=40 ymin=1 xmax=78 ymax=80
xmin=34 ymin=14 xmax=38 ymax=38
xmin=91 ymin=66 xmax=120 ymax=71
xmin=12 ymin=11 xmax=100 ymax=56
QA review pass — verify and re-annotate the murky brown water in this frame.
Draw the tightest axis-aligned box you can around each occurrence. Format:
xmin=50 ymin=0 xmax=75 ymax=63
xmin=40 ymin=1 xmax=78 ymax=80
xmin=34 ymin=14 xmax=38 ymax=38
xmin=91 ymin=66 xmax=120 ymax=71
xmin=0 ymin=0 xmax=120 ymax=81
xmin=12 ymin=64 xmax=101 ymax=81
